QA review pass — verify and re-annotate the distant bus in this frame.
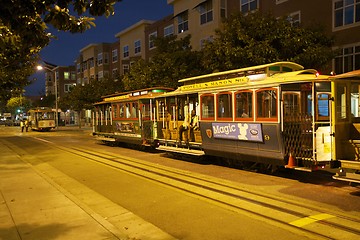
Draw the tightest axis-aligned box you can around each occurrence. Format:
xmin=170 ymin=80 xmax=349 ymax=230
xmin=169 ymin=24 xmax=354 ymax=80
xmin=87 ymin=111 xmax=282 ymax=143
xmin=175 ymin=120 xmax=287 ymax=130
xmin=28 ymin=107 xmax=56 ymax=131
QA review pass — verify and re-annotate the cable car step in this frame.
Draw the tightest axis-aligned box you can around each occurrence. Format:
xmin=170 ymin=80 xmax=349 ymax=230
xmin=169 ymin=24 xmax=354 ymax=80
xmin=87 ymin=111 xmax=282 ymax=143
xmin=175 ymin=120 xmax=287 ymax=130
xmin=95 ymin=136 xmax=116 ymax=142
xmin=333 ymin=173 xmax=360 ymax=184
xmin=157 ymin=145 xmax=205 ymax=156
xmin=338 ymin=160 xmax=360 ymax=170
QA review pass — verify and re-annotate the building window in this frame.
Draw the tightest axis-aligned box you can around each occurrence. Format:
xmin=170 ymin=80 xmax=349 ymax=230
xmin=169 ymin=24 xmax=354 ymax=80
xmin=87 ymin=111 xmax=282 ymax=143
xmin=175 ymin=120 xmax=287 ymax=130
xmin=64 ymin=72 xmax=70 ymax=80
xmin=64 ymin=84 xmax=75 ymax=93
xmin=220 ymin=0 xmax=227 ymax=18
xmin=134 ymin=40 xmax=141 ymax=54
xmin=88 ymin=58 xmax=94 ymax=68
xmin=177 ymin=11 xmax=189 ymax=33
xmin=288 ymin=11 xmax=301 ymax=26
xmin=103 ymin=53 xmax=109 ymax=64
xmin=334 ymin=0 xmax=360 ymax=28
xmin=335 ymin=44 xmax=360 ymax=73
xmin=71 ymin=71 xmax=76 ymax=80
xmin=240 ymin=0 xmax=258 ymax=13
xmin=164 ymin=24 xmax=174 ymax=37
xmin=123 ymin=64 xmax=129 ymax=74
xmin=199 ymin=0 xmax=213 ymax=24
xmin=98 ymin=71 xmax=104 ymax=79
xmin=149 ymin=31 xmax=157 ymax=49
xmin=97 ymin=53 xmax=103 ymax=65
xmin=112 ymin=68 xmax=118 ymax=77
xmin=82 ymin=62 xmax=87 ymax=71
xmin=76 ymin=63 xmax=81 ymax=73
xmin=123 ymin=45 xmax=129 ymax=58
xmin=112 ymin=49 xmax=118 ymax=63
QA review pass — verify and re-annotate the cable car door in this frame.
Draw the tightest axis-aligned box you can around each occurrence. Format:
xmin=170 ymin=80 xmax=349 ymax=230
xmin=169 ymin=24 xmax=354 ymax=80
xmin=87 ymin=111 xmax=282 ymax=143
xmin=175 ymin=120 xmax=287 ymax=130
xmin=314 ymin=82 xmax=333 ymax=162
xmin=331 ymin=81 xmax=353 ymax=161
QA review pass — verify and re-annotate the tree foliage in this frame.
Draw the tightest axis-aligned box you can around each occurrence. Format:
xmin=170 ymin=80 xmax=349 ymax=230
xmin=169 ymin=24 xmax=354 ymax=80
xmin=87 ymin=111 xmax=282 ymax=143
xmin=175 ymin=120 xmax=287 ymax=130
xmin=201 ymin=12 xmax=335 ymax=72
xmin=0 ymin=0 xmax=121 ymax=104
xmin=6 ymin=96 xmax=31 ymax=114
xmin=59 ymin=77 xmax=124 ymax=111
xmin=122 ymin=35 xmax=206 ymax=91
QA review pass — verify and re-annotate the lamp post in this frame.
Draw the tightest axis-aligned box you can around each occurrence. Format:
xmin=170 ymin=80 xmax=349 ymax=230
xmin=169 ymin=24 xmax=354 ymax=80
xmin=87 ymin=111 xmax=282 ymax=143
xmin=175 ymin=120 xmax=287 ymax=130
xmin=36 ymin=64 xmax=58 ymax=129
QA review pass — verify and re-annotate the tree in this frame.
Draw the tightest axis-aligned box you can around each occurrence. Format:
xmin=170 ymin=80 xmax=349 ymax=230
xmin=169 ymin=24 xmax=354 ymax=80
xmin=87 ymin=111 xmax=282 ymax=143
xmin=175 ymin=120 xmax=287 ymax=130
xmin=0 ymin=0 xmax=122 ymax=103
xmin=6 ymin=96 xmax=31 ymax=115
xmin=201 ymin=12 xmax=335 ymax=72
xmin=59 ymin=76 xmax=124 ymax=126
xmin=122 ymin=35 xmax=206 ymax=90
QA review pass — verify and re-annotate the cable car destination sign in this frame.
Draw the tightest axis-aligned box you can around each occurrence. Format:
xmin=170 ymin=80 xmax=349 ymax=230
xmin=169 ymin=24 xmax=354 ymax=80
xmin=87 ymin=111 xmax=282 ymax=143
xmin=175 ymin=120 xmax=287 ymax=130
xmin=180 ymin=77 xmax=249 ymax=91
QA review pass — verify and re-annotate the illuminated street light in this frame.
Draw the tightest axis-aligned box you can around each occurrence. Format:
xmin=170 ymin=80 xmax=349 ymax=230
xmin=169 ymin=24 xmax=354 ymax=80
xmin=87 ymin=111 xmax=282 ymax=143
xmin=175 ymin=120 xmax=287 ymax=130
xmin=36 ymin=64 xmax=58 ymax=129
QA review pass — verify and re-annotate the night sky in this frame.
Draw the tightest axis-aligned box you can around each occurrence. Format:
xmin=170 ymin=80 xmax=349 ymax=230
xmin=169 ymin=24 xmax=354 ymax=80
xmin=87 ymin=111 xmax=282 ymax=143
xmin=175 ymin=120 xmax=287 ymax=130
xmin=26 ymin=0 xmax=173 ymax=96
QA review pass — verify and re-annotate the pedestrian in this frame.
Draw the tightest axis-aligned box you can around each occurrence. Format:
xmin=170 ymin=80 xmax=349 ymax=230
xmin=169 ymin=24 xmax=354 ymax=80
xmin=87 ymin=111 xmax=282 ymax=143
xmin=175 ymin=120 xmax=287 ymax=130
xmin=20 ymin=120 xmax=25 ymax=132
xmin=25 ymin=119 xmax=29 ymax=132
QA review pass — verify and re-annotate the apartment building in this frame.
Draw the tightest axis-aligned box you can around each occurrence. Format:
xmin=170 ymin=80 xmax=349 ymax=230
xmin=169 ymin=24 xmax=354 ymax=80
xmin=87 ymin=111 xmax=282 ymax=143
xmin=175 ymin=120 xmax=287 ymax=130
xmin=44 ymin=65 xmax=76 ymax=98
xmin=115 ymin=20 xmax=154 ymax=75
xmin=168 ymin=0 xmax=241 ymax=50
xmin=144 ymin=14 xmax=174 ymax=61
xmin=261 ymin=0 xmax=360 ymax=74
xmin=74 ymin=42 xmax=120 ymax=86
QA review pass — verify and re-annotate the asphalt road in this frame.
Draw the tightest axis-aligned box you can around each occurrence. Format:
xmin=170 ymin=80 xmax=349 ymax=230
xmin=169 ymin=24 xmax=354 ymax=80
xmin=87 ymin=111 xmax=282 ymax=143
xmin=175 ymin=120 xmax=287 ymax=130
xmin=1 ymin=125 xmax=360 ymax=240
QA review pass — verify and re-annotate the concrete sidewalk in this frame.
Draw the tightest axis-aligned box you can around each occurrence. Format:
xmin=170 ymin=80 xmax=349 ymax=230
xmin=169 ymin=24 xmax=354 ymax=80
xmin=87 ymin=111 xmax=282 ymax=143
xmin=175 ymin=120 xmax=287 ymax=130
xmin=0 ymin=138 xmax=175 ymax=240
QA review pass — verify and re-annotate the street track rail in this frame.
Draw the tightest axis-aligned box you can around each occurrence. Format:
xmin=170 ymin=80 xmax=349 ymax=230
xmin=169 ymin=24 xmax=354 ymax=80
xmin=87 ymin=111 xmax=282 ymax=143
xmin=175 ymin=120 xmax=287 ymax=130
xmin=15 ymin=137 xmax=360 ymax=239
xmin=49 ymin=143 xmax=360 ymax=239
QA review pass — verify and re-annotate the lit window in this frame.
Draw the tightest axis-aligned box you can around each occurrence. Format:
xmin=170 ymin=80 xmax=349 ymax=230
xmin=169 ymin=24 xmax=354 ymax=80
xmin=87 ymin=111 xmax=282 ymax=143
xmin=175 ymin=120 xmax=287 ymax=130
xmin=177 ymin=11 xmax=189 ymax=33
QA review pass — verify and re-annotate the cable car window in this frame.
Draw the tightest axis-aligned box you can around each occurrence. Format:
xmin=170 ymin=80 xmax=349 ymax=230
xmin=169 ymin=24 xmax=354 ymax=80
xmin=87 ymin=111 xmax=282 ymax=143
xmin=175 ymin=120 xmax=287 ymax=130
xmin=201 ymin=94 xmax=215 ymax=120
xmin=217 ymin=92 xmax=232 ymax=119
xmin=317 ymin=93 xmax=330 ymax=121
xmin=256 ymin=88 xmax=277 ymax=120
xmin=112 ymin=104 xmax=118 ymax=119
xmin=119 ymin=103 xmax=125 ymax=118
xmin=283 ymin=92 xmax=300 ymax=117
xmin=235 ymin=91 xmax=252 ymax=119
xmin=336 ymin=84 xmax=347 ymax=119
xmin=351 ymin=83 xmax=360 ymax=119
xmin=131 ymin=102 xmax=138 ymax=118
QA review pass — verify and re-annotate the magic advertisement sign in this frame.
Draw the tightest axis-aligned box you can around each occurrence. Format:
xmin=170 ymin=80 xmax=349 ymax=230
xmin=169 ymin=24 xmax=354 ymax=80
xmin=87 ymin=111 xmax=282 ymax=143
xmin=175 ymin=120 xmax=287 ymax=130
xmin=211 ymin=122 xmax=263 ymax=142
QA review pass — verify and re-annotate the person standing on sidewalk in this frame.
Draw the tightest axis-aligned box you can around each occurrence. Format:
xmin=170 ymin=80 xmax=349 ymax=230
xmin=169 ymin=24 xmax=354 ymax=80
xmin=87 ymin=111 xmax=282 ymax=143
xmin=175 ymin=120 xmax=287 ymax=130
xmin=25 ymin=119 xmax=29 ymax=132
xmin=20 ymin=120 xmax=25 ymax=132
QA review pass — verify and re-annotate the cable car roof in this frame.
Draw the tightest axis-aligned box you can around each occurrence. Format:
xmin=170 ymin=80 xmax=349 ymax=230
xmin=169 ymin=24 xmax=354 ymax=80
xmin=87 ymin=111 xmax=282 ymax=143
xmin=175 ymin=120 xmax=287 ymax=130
xmin=178 ymin=61 xmax=304 ymax=84
xmin=330 ymin=69 xmax=360 ymax=80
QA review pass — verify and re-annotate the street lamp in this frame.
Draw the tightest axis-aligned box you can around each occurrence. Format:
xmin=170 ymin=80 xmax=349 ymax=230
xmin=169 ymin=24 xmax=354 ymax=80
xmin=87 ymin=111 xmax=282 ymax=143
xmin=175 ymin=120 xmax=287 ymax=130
xmin=36 ymin=64 xmax=58 ymax=129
